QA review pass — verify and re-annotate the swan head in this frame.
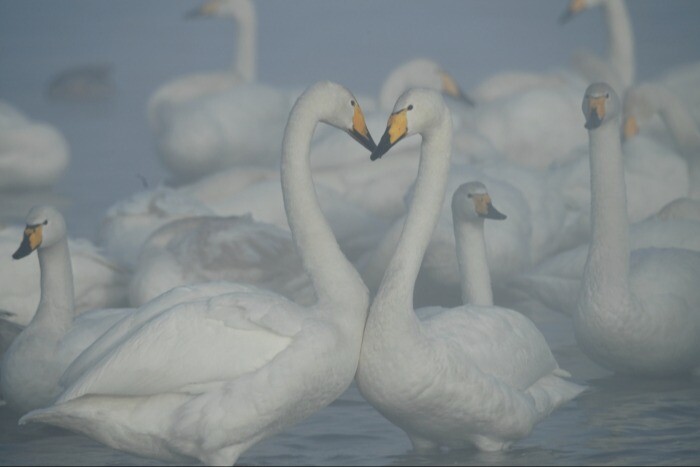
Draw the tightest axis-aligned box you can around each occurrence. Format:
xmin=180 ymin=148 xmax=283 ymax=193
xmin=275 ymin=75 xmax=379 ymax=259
xmin=302 ymin=81 xmax=376 ymax=152
xmin=582 ymin=82 xmax=620 ymax=130
xmin=559 ymin=0 xmax=604 ymax=24
xmin=371 ymin=88 xmax=449 ymax=160
xmin=379 ymin=58 xmax=473 ymax=112
xmin=452 ymin=181 xmax=507 ymax=223
xmin=12 ymin=206 xmax=67 ymax=260
xmin=621 ymin=84 xmax=659 ymax=140
xmin=186 ymin=0 xmax=255 ymax=23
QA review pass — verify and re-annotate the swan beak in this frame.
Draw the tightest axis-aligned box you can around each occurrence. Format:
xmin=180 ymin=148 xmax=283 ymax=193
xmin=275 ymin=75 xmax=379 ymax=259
xmin=440 ymin=71 xmax=475 ymax=107
xmin=186 ymin=0 xmax=219 ymax=18
xmin=12 ymin=225 xmax=43 ymax=260
xmin=559 ymin=0 xmax=586 ymax=24
xmin=475 ymin=195 xmax=507 ymax=220
xmin=371 ymin=109 xmax=408 ymax=161
xmin=347 ymin=104 xmax=376 ymax=152
xmin=623 ymin=116 xmax=639 ymax=140
xmin=584 ymin=96 xmax=606 ymax=130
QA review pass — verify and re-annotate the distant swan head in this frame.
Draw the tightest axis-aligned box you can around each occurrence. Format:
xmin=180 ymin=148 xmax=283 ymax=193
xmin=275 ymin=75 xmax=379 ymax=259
xmin=622 ymin=84 xmax=660 ymax=140
xmin=560 ymin=0 xmax=606 ymax=24
xmin=187 ymin=0 xmax=255 ymax=23
xmin=12 ymin=206 xmax=67 ymax=260
xmin=583 ymin=82 xmax=620 ymax=130
xmin=452 ymin=181 xmax=507 ymax=223
xmin=371 ymin=88 xmax=449 ymax=160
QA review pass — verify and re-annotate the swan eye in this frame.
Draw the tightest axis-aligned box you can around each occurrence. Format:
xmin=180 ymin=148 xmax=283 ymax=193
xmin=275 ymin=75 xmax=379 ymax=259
xmin=605 ymin=93 xmax=610 ymax=99
xmin=350 ymin=100 xmax=355 ymax=107
xmin=43 ymin=220 xmax=48 ymax=226
xmin=407 ymin=105 xmax=414 ymax=111
xmin=467 ymin=193 xmax=473 ymax=198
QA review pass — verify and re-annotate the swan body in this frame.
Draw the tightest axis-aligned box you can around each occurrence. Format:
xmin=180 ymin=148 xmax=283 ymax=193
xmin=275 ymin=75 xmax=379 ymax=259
xmin=574 ymin=83 xmax=700 ymax=376
xmin=0 ymin=225 xmax=129 ymax=328
xmin=0 ymin=101 xmax=70 ymax=191
xmin=129 ymin=214 xmax=315 ymax=306
xmin=356 ymin=89 xmax=583 ymax=452
xmin=20 ymin=81 xmax=375 ymax=465
xmin=0 ymin=206 xmax=133 ymax=413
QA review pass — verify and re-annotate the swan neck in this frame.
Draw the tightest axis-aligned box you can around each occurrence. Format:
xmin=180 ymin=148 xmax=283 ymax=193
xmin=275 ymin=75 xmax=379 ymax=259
xmin=603 ymin=0 xmax=635 ymax=89
xmin=583 ymin=118 xmax=630 ymax=304
xmin=233 ymin=10 xmax=256 ymax=82
xmin=31 ymin=237 xmax=75 ymax=331
xmin=281 ymin=98 xmax=365 ymax=306
xmin=453 ymin=217 xmax=493 ymax=306
xmin=375 ymin=113 xmax=452 ymax=312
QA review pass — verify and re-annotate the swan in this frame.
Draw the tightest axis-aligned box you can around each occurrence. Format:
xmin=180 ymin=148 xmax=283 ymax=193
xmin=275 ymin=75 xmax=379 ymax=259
xmin=0 ymin=224 xmax=129 ymax=328
xmin=129 ymin=214 xmax=315 ymax=307
xmin=355 ymin=89 xmax=584 ymax=453
xmin=560 ymin=0 xmax=634 ymax=96
xmin=0 ymin=206 xmax=134 ymax=413
xmin=19 ymin=81 xmax=375 ymax=466
xmin=623 ymin=82 xmax=700 ymax=219
xmin=0 ymin=100 xmax=70 ymax=191
xmin=574 ymin=82 xmax=700 ymax=376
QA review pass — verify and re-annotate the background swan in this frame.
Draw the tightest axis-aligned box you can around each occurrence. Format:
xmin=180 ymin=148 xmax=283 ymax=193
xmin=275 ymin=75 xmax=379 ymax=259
xmin=0 ymin=224 xmax=129 ymax=328
xmin=623 ymin=82 xmax=700 ymax=219
xmin=0 ymin=206 xmax=133 ymax=414
xmin=356 ymin=89 xmax=583 ymax=453
xmin=129 ymin=214 xmax=315 ymax=306
xmin=0 ymin=100 xmax=70 ymax=191
xmin=574 ymin=83 xmax=700 ymax=376
xmin=20 ymin=81 xmax=375 ymax=466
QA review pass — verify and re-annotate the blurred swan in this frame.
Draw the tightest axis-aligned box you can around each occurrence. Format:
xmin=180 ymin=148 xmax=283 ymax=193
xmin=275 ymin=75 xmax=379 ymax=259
xmin=46 ymin=63 xmax=115 ymax=102
xmin=356 ymin=89 xmax=584 ymax=453
xmin=0 ymin=100 xmax=70 ymax=191
xmin=129 ymin=214 xmax=315 ymax=307
xmin=0 ymin=206 xmax=133 ymax=413
xmin=560 ymin=0 xmax=634 ymax=96
xmin=658 ymin=60 xmax=700 ymax=123
xmin=574 ymin=83 xmax=700 ymax=376
xmin=0 ymin=224 xmax=129 ymax=328
xmin=19 ymin=81 xmax=375 ymax=465
xmin=623 ymin=82 xmax=700 ymax=219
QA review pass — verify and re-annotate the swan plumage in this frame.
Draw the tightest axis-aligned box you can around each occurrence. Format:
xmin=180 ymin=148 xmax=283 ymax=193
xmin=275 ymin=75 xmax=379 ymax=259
xmin=355 ymin=89 xmax=584 ymax=452
xmin=129 ymin=214 xmax=315 ymax=306
xmin=574 ymin=82 xmax=700 ymax=376
xmin=0 ymin=206 xmax=132 ymax=413
xmin=0 ymin=100 xmax=70 ymax=191
xmin=20 ymin=81 xmax=375 ymax=465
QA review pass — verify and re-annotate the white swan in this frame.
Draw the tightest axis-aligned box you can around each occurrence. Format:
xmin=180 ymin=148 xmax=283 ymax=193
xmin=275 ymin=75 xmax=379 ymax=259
xmin=0 ymin=100 xmax=70 ymax=191
xmin=0 ymin=206 xmax=133 ymax=414
xmin=560 ymin=0 xmax=634 ymax=96
xmin=20 ymin=81 xmax=375 ymax=465
xmin=574 ymin=82 xmax=700 ymax=376
xmin=0 ymin=224 xmax=129 ymax=328
xmin=129 ymin=214 xmax=315 ymax=307
xmin=623 ymin=82 xmax=700 ymax=219
xmin=355 ymin=89 xmax=584 ymax=453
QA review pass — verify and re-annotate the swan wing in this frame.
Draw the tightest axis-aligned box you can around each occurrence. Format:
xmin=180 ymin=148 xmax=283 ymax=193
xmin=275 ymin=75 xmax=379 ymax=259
xmin=58 ymin=289 xmax=305 ymax=404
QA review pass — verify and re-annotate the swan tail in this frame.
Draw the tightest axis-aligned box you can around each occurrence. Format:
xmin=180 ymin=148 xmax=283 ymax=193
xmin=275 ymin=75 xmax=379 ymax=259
xmin=527 ymin=373 xmax=586 ymax=420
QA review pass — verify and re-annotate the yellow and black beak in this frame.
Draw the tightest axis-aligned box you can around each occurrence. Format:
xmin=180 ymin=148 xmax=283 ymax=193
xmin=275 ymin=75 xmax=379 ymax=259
xmin=13 ymin=224 xmax=43 ymax=260
xmin=584 ymin=96 xmax=606 ymax=130
xmin=559 ymin=0 xmax=586 ymax=24
xmin=440 ymin=71 xmax=475 ymax=107
xmin=347 ymin=103 xmax=376 ymax=152
xmin=622 ymin=116 xmax=639 ymax=140
xmin=186 ymin=0 xmax=219 ymax=19
xmin=371 ymin=108 xmax=409 ymax=161
xmin=474 ymin=194 xmax=507 ymax=220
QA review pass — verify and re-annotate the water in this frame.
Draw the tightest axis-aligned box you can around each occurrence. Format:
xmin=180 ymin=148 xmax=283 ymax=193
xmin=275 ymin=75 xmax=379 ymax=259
xmin=1 ymin=1 xmax=700 ymax=465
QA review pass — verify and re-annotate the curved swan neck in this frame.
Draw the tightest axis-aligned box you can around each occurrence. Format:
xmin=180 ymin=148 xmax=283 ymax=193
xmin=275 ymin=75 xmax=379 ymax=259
xmin=281 ymin=96 xmax=365 ymax=306
xmin=453 ymin=217 xmax=493 ymax=306
xmin=603 ymin=0 xmax=635 ymax=89
xmin=374 ymin=110 xmax=452 ymax=312
xmin=232 ymin=7 xmax=256 ymax=82
xmin=583 ymin=116 xmax=630 ymax=305
xmin=31 ymin=236 xmax=75 ymax=331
